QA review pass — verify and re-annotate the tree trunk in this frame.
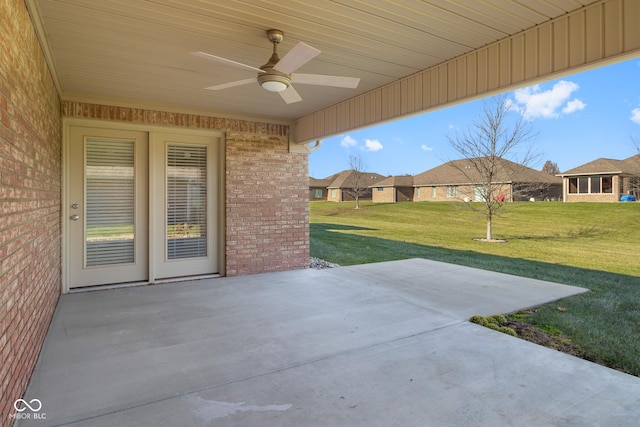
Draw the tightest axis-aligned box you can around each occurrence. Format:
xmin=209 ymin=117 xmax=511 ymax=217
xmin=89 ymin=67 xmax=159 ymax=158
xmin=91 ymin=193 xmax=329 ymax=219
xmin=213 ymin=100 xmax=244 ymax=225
xmin=355 ymin=196 xmax=360 ymax=209
xmin=486 ymin=213 xmax=493 ymax=241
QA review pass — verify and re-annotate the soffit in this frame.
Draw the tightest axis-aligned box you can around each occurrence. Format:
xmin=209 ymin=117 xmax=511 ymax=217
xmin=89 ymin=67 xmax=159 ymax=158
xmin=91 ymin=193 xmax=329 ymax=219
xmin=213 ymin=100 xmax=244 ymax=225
xmin=27 ymin=0 xmax=599 ymax=123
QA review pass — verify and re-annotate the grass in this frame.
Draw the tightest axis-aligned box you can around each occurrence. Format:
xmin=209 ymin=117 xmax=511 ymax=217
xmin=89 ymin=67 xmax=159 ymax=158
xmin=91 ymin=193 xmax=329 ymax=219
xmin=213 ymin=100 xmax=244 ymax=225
xmin=310 ymin=201 xmax=640 ymax=376
xmin=87 ymin=224 xmax=203 ymax=240
xmin=86 ymin=225 xmax=134 ymax=240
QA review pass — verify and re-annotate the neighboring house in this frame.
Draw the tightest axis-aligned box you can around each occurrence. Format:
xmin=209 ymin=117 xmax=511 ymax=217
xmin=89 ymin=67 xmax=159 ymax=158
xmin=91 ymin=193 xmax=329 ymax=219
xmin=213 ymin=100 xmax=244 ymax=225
xmin=309 ymin=176 xmax=334 ymax=201
xmin=413 ymin=158 xmax=562 ymax=202
xmin=558 ymin=154 xmax=640 ymax=202
xmin=370 ymin=175 xmax=415 ymax=203
xmin=323 ymin=170 xmax=386 ymax=202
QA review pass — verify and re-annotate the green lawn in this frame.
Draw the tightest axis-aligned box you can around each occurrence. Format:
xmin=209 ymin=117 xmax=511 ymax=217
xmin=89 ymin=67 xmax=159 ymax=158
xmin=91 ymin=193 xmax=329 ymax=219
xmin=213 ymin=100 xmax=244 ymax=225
xmin=310 ymin=201 xmax=640 ymax=376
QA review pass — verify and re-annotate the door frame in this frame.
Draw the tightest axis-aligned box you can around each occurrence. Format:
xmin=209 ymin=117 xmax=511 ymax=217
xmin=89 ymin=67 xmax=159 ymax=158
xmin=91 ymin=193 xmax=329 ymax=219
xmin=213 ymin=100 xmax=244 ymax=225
xmin=62 ymin=118 xmax=226 ymax=293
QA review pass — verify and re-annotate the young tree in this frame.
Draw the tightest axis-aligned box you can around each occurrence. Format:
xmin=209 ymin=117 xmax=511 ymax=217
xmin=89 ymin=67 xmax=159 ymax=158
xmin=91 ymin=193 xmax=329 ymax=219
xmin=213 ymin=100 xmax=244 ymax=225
xmin=630 ymin=137 xmax=640 ymax=196
xmin=446 ymin=95 xmax=539 ymax=241
xmin=541 ymin=160 xmax=560 ymax=175
xmin=345 ymin=153 xmax=368 ymax=209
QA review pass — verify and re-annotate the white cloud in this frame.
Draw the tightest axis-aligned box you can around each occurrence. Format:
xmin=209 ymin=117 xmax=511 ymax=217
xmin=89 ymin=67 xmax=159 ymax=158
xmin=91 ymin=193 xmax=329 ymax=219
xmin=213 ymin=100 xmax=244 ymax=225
xmin=364 ymin=139 xmax=383 ymax=152
xmin=503 ymin=98 xmax=515 ymax=111
xmin=631 ymin=107 xmax=640 ymax=125
xmin=512 ymin=80 xmax=585 ymax=119
xmin=562 ymin=99 xmax=587 ymax=114
xmin=421 ymin=144 xmax=433 ymax=151
xmin=340 ymin=135 xmax=357 ymax=148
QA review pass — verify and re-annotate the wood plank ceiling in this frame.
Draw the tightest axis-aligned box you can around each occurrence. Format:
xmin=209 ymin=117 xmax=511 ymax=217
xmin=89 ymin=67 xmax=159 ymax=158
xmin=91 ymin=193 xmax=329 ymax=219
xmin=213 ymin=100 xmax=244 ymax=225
xmin=27 ymin=0 xmax=601 ymax=123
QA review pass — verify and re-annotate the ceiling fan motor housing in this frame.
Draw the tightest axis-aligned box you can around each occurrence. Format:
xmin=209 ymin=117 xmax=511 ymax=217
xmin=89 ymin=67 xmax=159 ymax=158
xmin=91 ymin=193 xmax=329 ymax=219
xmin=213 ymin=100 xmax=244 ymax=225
xmin=258 ymin=29 xmax=291 ymax=91
xmin=266 ymin=29 xmax=284 ymax=44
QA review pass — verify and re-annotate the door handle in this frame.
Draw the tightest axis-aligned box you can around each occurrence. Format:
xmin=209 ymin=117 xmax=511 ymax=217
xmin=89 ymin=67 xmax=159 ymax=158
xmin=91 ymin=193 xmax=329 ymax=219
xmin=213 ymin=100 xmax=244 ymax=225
xmin=70 ymin=215 xmax=80 ymax=221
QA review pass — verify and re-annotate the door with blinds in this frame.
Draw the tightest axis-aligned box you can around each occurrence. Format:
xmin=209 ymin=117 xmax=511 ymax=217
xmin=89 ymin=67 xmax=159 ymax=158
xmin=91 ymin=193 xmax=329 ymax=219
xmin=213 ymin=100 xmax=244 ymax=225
xmin=67 ymin=127 xmax=149 ymax=287
xmin=67 ymin=126 xmax=220 ymax=289
xmin=152 ymin=133 xmax=219 ymax=279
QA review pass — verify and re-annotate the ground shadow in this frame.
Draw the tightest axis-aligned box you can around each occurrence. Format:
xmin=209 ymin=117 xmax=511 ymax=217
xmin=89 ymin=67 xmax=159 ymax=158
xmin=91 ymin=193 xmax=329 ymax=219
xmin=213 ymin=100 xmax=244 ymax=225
xmin=504 ymin=225 xmax=612 ymax=241
xmin=311 ymin=223 xmax=377 ymax=232
xmin=310 ymin=223 xmax=638 ymax=289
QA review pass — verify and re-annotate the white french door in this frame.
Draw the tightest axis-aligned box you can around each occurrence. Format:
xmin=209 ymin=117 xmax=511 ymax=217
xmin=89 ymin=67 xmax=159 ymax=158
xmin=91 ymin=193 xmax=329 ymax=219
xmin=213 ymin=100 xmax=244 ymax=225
xmin=67 ymin=127 xmax=149 ymax=287
xmin=66 ymin=125 xmax=221 ymax=289
xmin=151 ymin=133 xmax=219 ymax=279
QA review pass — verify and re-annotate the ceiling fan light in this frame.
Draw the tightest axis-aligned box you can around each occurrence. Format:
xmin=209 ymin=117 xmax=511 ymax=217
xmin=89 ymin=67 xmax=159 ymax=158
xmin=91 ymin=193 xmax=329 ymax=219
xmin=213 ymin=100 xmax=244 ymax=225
xmin=261 ymin=80 xmax=289 ymax=92
xmin=258 ymin=72 xmax=291 ymax=92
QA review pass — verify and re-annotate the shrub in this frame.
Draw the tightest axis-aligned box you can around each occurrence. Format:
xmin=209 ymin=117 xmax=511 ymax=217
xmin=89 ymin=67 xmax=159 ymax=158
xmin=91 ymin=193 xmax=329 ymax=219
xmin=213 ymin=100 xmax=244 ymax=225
xmin=498 ymin=326 xmax=518 ymax=337
xmin=469 ymin=315 xmax=489 ymax=327
xmin=469 ymin=314 xmax=517 ymax=337
xmin=488 ymin=314 xmax=507 ymax=325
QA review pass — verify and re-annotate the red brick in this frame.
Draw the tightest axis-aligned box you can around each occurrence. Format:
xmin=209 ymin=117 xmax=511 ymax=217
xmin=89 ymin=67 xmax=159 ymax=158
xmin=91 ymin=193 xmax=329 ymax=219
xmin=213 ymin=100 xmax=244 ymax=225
xmin=1 ymin=1 xmax=61 ymax=425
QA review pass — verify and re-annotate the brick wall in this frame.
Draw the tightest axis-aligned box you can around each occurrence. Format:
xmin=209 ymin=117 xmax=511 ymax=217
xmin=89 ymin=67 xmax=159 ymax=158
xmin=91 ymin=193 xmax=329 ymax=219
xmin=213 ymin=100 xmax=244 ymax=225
xmin=327 ymin=188 xmax=341 ymax=202
xmin=373 ymin=187 xmax=414 ymax=203
xmin=1 ymin=1 xmax=62 ymax=424
xmin=415 ymin=184 xmax=514 ymax=202
xmin=372 ymin=187 xmax=394 ymax=203
xmin=225 ymin=132 xmax=309 ymax=275
xmin=414 ymin=185 xmax=477 ymax=202
xmin=61 ymin=102 xmax=289 ymax=138
xmin=61 ymin=101 xmax=310 ymax=276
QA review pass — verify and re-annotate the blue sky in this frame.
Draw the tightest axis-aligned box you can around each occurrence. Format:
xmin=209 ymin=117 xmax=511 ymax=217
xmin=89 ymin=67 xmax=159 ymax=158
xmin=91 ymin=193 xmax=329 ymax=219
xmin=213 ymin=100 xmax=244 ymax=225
xmin=309 ymin=57 xmax=640 ymax=178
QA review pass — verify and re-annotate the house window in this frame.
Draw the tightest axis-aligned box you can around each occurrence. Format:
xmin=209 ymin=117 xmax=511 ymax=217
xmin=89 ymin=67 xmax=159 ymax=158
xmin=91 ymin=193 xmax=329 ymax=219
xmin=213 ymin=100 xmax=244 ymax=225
xmin=312 ymin=189 xmax=323 ymax=199
xmin=376 ymin=187 xmax=384 ymax=192
xmin=446 ymin=186 xmax=458 ymax=198
xmin=431 ymin=186 xmax=437 ymax=198
xmin=578 ymin=177 xmax=588 ymax=193
xmin=330 ymin=189 xmax=336 ymax=198
xmin=569 ymin=176 xmax=614 ymax=194
xmin=415 ymin=187 xmax=421 ymax=198
xmin=569 ymin=177 xmax=578 ymax=193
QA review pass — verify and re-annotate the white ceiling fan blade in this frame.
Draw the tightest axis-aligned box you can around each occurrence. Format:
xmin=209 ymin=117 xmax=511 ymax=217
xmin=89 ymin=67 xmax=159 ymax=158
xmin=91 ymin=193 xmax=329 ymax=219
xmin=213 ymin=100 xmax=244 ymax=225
xmin=205 ymin=78 xmax=256 ymax=91
xmin=292 ymin=73 xmax=360 ymax=88
xmin=273 ymin=42 xmax=320 ymax=74
xmin=191 ymin=51 xmax=265 ymax=74
xmin=279 ymin=85 xmax=302 ymax=104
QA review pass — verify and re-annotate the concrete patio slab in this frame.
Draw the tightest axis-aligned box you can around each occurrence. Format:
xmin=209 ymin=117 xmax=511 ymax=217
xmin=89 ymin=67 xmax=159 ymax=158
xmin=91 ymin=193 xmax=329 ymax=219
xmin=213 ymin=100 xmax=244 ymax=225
xmin=16 ymin=258 xmax=640 ymax=426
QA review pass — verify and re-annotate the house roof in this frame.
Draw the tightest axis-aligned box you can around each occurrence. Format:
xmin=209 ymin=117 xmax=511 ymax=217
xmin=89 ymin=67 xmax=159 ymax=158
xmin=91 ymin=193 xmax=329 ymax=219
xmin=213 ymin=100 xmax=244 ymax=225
xmin=320 ymin=170 xmax=386 ymax=189
xmin=560 ymin=154 xmax=640 ymax=176
xmin=309 ymin=175 xmax=337 ymax=188
xmin=370 ymin=175 xmax=414 ymax=188
xmin=414 ymin=157 xmax=561 ymax=186
xmin=25 ymin=0 xmax=604 ymax=127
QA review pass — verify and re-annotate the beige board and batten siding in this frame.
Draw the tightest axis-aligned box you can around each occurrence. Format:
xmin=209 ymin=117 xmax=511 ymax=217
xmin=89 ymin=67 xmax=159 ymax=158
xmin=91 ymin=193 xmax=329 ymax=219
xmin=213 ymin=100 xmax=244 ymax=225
xmin=294 ymin=0 xmax=640 ymax=144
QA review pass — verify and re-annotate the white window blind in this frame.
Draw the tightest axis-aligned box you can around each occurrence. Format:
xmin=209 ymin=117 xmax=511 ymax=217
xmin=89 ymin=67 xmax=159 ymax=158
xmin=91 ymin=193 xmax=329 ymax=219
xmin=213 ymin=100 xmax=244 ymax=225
xmin=85 ymin=139 xmax=135 ymax=266
xmin=166 ymin=144 xmax=207 ymax=260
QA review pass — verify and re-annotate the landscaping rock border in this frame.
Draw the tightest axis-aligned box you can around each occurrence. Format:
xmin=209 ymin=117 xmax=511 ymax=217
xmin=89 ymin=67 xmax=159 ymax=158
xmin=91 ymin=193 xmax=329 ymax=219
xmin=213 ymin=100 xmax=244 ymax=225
xmin=310 ymin=257 xmax=340 ymax=269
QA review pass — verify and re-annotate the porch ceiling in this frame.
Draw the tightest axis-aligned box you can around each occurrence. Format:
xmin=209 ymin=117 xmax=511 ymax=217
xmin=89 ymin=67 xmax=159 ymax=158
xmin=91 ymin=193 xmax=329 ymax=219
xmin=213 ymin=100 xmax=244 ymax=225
xmin=27 ymin=0 xmax=599 ymax=123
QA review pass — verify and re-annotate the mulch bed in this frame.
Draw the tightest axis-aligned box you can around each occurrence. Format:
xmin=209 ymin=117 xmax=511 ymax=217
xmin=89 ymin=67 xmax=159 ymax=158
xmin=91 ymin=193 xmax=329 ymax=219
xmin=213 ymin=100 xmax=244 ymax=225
xmin=506 ymin=321 xmax=599 ymax=363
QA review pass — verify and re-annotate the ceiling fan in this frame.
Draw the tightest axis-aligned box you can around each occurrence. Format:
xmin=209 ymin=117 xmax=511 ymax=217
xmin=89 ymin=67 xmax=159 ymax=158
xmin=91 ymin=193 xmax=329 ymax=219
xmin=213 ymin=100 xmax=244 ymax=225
xmin=191 ymin=29 xmax=360 ymax=104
